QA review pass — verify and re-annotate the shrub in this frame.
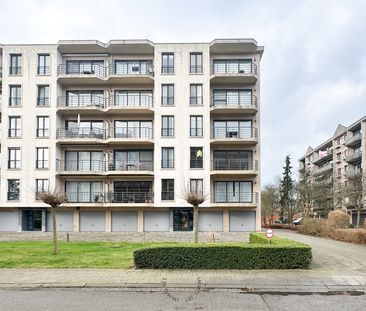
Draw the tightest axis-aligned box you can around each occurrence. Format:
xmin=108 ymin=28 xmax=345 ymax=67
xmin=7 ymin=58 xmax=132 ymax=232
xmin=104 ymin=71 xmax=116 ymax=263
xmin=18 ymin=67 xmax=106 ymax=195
xmin=133 ymin=233 xmax=312 ymax=270
xmin=299 ymin=218 xmax=326 ymax=236
xmin=263 ymin=224 xmax=300 ymax=231
xmin=326 ymin=210 xmax=349 ymax=230
xmin=333 ymin=229 xmax=366 ymax=244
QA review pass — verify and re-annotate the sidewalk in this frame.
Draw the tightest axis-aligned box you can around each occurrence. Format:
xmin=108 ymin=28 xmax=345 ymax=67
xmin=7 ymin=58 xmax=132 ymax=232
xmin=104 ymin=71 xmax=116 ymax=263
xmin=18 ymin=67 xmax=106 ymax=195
xmin=1 ymin=268 xmax=365 ymax=294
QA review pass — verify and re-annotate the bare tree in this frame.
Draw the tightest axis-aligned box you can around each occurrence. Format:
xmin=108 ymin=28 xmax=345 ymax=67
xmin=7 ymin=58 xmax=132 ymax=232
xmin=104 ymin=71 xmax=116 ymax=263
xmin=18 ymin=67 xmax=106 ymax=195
xmin=297 ymin=171 xmax=314 ymax=217
xmin=312 ymin=173 xmax=334 ymax=218
xmin=261 ymin=182 xmax=280 ymax=225
xmin=38 ymin=191 xmax=66 ymax=254
xmin=182 ymin=185 xmax=207 ymax=243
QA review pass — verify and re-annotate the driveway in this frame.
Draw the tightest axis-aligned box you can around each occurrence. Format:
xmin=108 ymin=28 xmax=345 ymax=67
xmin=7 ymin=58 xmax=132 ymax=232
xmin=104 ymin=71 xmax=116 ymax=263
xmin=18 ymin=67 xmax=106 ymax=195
xmin=275 ymin=230 xmax=366 ymax=271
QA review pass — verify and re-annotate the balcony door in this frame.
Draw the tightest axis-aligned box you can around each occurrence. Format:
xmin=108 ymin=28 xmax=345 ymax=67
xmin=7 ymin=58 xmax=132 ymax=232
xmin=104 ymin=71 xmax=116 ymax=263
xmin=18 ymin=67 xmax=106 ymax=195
xmin=214 ymin=181 xmax=252 ymax=203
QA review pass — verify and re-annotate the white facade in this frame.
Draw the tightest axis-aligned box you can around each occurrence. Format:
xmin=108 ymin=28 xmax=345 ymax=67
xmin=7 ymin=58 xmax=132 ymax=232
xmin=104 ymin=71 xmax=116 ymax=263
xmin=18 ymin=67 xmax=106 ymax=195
xmin=0 ymin=39 xmax=263 ymax=233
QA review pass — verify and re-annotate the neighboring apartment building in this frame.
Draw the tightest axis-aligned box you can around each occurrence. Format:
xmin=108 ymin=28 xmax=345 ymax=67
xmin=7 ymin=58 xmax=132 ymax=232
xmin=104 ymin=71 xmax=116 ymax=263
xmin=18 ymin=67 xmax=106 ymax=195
xmin=299 ymin=117 xmax=366 ymax=224
xmin=0 ymin=39 xmax=263 ymax=233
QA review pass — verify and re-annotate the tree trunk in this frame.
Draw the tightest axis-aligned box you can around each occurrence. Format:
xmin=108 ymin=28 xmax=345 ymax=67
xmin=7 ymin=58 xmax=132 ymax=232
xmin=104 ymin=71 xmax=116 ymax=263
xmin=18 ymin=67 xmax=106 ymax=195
xmin=52 ymin=206 xmax=58 ymax=255
xmin=356 ymin=209 xmax=361 ymax=229
xmin=193 ymin=205 xmax=199 ymax=243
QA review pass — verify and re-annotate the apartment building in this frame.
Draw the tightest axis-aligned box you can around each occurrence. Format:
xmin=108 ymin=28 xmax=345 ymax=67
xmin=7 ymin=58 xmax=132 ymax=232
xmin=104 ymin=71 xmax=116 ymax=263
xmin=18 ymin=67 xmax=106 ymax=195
xmin=0 ymin=39 xmax=263 ymax=233
xmin=299 ymin=117 xmax=366 ymax=224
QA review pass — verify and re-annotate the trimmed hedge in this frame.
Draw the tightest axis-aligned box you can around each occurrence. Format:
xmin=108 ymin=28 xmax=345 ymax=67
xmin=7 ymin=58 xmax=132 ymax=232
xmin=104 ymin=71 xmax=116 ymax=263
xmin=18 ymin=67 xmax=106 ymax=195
xmin=133 ymin=233 xmax=312 ymax=269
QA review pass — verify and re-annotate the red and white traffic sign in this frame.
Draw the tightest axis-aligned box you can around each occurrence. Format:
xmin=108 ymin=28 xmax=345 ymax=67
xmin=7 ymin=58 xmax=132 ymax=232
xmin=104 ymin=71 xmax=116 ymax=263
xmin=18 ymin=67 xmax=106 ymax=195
xmin=265 ymin=228 xmax=274 ymax=239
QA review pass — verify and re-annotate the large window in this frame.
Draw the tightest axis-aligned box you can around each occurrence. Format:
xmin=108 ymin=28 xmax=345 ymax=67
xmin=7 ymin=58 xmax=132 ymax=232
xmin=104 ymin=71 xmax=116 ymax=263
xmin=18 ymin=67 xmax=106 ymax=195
xmin=161 ymin=53 xmax=174 ymax=74
xmin=66 ymin=90 xmax=104 ymax=107
xmin=113 ymin=181 xmax=153 ymax=203
xmin=37 ymin=85 xmax=50 ymax=106
xmin=8 ymin=116 xmax=21 ymax=138
xmin=114 ymin=90 xmax=153 ymax=107
xmin=36 ymin=147 xmax=49 ymax=169
xmin=114 ymin=150 xmax=153 ymax=171
xmin=10 ymin=54 xmax=22 ymax=75
xmin=114 ymin=60 xmax=152 ymax=75
xmin=161 ymin=116 xmax=174 ymax=137
xmin=8 ymin=179 xmax=20 ymax=201
xmin=66 ymin=60 xmax=104 ymax=75
xmin=65 ymin=181 xmax=104 ymax=203
xmin=190 ymin=179 xmax=203 ymax=196
xmin=37 ymin=54 xmax=50 ymax=75
xmin=212 ymin=90 xmax=252 ymax=107
xmin=114 ymin=121 xmax=153 ymax=139
xmin=65 ymin=151 xmax=104 ymax=172
xmin=65 ymin=120 xmax=104 ymax=138
xmin=213 ymin=150 xmax=253 ymax=170
xmin=190 ymin=116 xmax=203 ymax=137
xmin=190 ymin=53 xmax=203 ymax=74
xmin=9 ymin=85 xmax=21 ymax=106
xmin=213 ymin=59 xmax=252 ymax=74
xmin=190 ymin=147 xmax=203 ymax=169
xmin=36 ymin=116 xmax=49 ymax=138
xmin=162 ymin=179 xmax=174 ymax=201
xmin=161 ymin=84 xmax=174 ymax=106
xmin=213 ymin=120 xmax=253 ymax=139
xmin=162 ymin=147 xmax=174 ymax=168
xmin=190 ymin=84 xmax=203 ymax=105
xmin=36 ymin=179 xmax=49 ymax=200
xmin=214 ymin=181 xmax=253 ymax=203
xmin=8 ymin=147 xmax=21 ymax=169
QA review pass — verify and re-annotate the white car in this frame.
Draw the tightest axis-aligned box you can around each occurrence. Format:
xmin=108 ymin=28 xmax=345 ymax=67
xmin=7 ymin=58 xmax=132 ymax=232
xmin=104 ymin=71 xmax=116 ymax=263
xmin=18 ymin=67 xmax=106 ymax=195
xmin=293 ymin=217 xmax=303 ymax=225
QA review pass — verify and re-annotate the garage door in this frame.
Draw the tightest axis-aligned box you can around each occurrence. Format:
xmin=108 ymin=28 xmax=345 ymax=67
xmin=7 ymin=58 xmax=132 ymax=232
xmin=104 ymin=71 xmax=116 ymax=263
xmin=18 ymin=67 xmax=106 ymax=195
xmin=80 ymin=212 xmax=105 ymax=232
xmin=199 ymin=212 xmax=223 ymax=232
xmin=46 ymin=212 xmax=74 ymax=232
xmin=112 ymin=212 xmax=137 ymax=232
xmin=229 ymin=211 xmax=256 ymax=232
xmin=144 ymin=212 xmax=170 ymax=232
xmin=0 ymin=211 xmax=18 ymax=231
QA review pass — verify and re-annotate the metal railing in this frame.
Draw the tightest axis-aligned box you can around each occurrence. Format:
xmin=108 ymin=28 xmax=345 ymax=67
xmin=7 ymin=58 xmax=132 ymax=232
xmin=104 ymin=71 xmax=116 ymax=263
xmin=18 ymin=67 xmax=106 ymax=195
xmin=56 ymin=160 xmax=154 ymax=172
xmin=161 ymin=96 xmax=174 ymax=105
xmin=212 ymin=192 xmax=258 ymax=203
xmin=313 ymin=149 xmax=333 ymax=163
xmin=9 ymin=66 xmax=22 ymax=75
xmin=108 ymin=161 xmax=153 ymax=171
xmin=211 ymin=61 xmax=257 ymax=76
xmin=161 ymin=160 xmax=174 ymax=169
xmin=190 ymin=65 xmax=203 ymax=74
xmin=36 ymin=129 xmax=49 ymax=138
xmin=190 ymin=159 xmax=203 ymax=169
xmin=211 ymin=159 xmax=258 ymax=171
xmin=37 ymin=66 xmax=50 ymax=75
xmin=8 ymin=160 xmax=21 ymax=169
xmin=314 ymin=163 xmax=333 ymax=175
xmin=211 ymin=127 xmax=258 ymax=140
xmin=161 ymin=191 xmax=174 ymax=201
xmin=36 ymin=160 xmax=49 ymax=169
xmin=9 ymin=97 xmax=21 ymax=106
xmin=108 ymin=192 xmax=153 ymax=203
xmin=8 ymin=129 xmax=21 ymax=138
xmin=346 ymin=150 xmax=362 ymax=162
xmin=7 ymin=192 xmax=20 ymax=201
xmin=161 ymin=66 xmax=174 ymax=74
xmin=190 ymin=96 xmax=203 ymax=106
xmin=111 ymin=94 xmax=153 ymax=108
xmin=37 ymin=97 xmax=49 ymax=106
xmin=57 ymin=95 xmax=108 ymax=108
xmin=211 ymin=94 xmax=258 ymax=109
xmin=112 ymin=127 xmax=153 ymax=139
xmin=345 ymin=133 xmax=362 ymax=146
xmin=64 ymin=192 xmax=105 ymax=203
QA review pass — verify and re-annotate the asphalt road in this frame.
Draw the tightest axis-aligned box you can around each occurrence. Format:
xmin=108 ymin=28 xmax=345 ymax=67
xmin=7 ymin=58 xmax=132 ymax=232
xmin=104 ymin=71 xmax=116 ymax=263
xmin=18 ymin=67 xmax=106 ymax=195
xmin=0 ymin=289 xmax=365 ymax=311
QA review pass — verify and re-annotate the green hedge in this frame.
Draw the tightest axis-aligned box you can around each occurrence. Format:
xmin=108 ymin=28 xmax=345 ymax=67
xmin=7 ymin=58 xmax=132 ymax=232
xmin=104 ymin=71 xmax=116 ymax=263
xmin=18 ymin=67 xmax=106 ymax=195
xmin=133 ymin=233 xmax=312 ymax=269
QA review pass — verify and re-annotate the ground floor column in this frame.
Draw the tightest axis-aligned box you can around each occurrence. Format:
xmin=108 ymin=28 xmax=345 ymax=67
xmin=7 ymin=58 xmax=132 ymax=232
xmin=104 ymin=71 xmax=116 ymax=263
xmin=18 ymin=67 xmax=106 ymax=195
xmin=137 ymin=210 xmax=144 ymax=232
xmin=223 ymin=209 xmax=229 ymax=232
xmin=73 ymin=210 xmax=80 ymax=232
xmin=105 ymin=210 xmax=111 ymax=232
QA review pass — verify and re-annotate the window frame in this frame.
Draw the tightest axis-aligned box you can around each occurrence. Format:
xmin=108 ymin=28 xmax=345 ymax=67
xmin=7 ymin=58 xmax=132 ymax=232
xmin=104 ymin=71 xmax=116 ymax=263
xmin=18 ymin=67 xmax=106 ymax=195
xmin=190 ymin=52 xmax=203 ymax=74
xmin=8 ymin=116 xmax=21 ymax=138
xmin=161 ymin=53 xmax=174 ymax=74
xmin=161 ymin=115 xmax=174 ymax=137
xmin=162 ymin=179 xmax=174 ymax=201
xmin=161 ymin=84 xmax=174 ymax=106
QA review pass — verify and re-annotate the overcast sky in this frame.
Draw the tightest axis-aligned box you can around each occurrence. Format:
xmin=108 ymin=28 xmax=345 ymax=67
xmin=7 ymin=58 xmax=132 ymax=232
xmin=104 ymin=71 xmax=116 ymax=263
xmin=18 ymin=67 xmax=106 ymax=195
xmin=1 ymin=0 xmax=365 ymax=185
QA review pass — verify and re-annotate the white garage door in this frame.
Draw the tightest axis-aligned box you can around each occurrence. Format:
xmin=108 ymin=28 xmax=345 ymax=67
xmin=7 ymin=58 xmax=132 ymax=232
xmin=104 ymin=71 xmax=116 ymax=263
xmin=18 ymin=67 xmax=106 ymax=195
xmin=80 ymin=212 xmax=105 ymax=232
xmin=112 ymin=212 xmax=137 ymax=232
xmin=198 ymin=212 xmax=223 ymax=232
xmin=229 ymin=211 xmax=256 ymax=232
xmin=46 ymin=211 xmax=74 ymax=232
xmin=144 ymin=212 xmax=170 ymax=232
xmin=0 ymin=211 xmax=18 ymax=231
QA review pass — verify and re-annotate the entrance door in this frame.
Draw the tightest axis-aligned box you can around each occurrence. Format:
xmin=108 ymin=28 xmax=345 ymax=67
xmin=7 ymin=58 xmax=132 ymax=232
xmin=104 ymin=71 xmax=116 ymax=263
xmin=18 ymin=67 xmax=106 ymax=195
xmin=173 ymin=209 xmax=193 ymax=231
xmin=22 ymin=210 xmax=42 ymax=231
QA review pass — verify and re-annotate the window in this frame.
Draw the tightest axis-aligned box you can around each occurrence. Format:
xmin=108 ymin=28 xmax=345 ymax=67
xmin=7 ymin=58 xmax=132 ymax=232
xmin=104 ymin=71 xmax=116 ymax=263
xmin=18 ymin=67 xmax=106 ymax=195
xmin=113 ymin=181 xmax=153 ymax=203
xmin=190 ymin=84 xmax=203 ymax=105
xmin=162 ymin=179 xmax=174 ymax=200
xmin=213 ymin=150 xmax=253 ymax=170
xmin=8 ymin=116 xmax=21 ymax=138
xmin=8 ymin=148 xmax=21 ymax=169
xmin=213 ymin=59 xmax=252 ymax=74
xmin=213 ymin=90 xmax=252 ymax=107
xmin=37 ymin=85 xmax=50 ymax=106
xmin=114 ymin=60 xmax=152 ymax=75
xmin=66 ymin=90 xmax=104 ymax=107
xmin=65 ymin=151 xmax=104 ymax=172
xmin=162 ymin=147 xmax=174 ymax=168
xmin=36 ymin=147 xmax=49 ymax=169
xmin=190 ymin=116 xmax=203 ymax=137
xmin=214 ymin=181 xmax=253 ymax=203
xmin=161 ymin=84 xmax=174 ymax=105
xmin=190 ymin=179 xmax=203 ymax=196
xmin=37 ymin=54 xmax=50 ymax=75
xmin=65 ymin=120 xmax=105 ymax=138
xmin=213 ymin=120 xmax=253 ymax=139
xmin=161 ymin=53 xmax=174 ymax=74
xmin=65 ymin=181 xmax=104 ymax=203
xmin=114 ymin=150 xmax=153 ymax=171
xmin=114 ymin=120 xmax=152 ymax=139
xmin=190 ymin=53 xmax=203 ymax=74
xmin=9 ymin=85 xmax=21 ymax=106
xmin=190 ymin=147 xmax=203 ymax=168
xmin=36 ymin=116 xmax=50 ymax=138
xmin=66 ymin=60 xmax=104 ymax=75
xmin=10 ymin=54 xmax=22 ymax=75
xmin=36 ymin=179 xmax=49 ymax=199
xmin=114 ymin=90 xmax=153 ymax=107
xmin=161 ymin=116 xmax=174 ymax=137
xmin=7 ymin=179 xmax=20 ymax=201
xmin=337 ymin=168 xmax=342 ymax=176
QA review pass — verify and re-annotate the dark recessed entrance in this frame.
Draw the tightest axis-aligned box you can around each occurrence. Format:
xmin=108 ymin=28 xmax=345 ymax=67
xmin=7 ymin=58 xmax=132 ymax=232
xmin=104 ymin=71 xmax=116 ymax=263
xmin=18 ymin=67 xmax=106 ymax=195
xmin=173 ymin=209 xmax=193 ymax=231
xmin=22 ymin=210 xmax=43 ymax=231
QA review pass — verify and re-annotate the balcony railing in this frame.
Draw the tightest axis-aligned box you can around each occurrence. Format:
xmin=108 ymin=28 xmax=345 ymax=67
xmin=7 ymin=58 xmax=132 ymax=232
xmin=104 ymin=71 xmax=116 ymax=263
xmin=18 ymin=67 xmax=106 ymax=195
xmin=112 ymin=127 xmax=153 ymax=139
xmin=161 ymin=66 xmax=174 ymax=74
xmin=9 ymin=97 xmax=21 ymax=106
xmin=345 ymin=133 xmax=362 ymax=147
xmin=9 ymin=66 xmax=22 ymax=75
xmin=190 ymin=65 xmax=203 ymax=74
xmin=37 ymin=97 xmax=50 ymax=106
xmin=211 ymin=61 xmax=257 ymax=76
xmin=62 ymin=191 xmax=153 ymax=203
xmin=111 ymin=94 xmax=153 ymax=108
xmin=37 ymin=66 xmax=50 ymax=75
xmin=57 ymin=160 xmax=154 ymax=172
xmin=211 ymin=127 xmax=258 ymax=140
xmin=314 ymin=163 xmax=333 ymax=175
xmin=313 ymin=149 xmax=333 ymax=164
xmin=211 ymin=159 xmax=258 ymax=171
xmin=212 ymin=192 xmax=258 ymax=203
xmin=161 ymin=160 xmax=174 ymax=169
xmin=346 ymin=150 xmax=362 ymax=163
xmin=108 ymin=161 xmax=153 ymax=171
xmin=190 ymin=96 xmax=203 ymax=106
xmin=211 ymin=94 xmax=258 ymax=109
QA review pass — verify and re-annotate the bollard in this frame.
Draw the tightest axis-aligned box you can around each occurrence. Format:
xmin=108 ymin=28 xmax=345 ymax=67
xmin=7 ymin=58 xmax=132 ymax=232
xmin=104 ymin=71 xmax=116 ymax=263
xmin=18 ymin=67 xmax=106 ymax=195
xmin=67 ymin=233 xmax=70 ymax=242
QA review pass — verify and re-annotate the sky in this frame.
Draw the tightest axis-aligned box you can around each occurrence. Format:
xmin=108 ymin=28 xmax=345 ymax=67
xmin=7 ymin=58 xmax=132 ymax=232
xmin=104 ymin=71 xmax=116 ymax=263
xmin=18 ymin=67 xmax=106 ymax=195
xmin=1 ymin=0 xmax=365 ymax=185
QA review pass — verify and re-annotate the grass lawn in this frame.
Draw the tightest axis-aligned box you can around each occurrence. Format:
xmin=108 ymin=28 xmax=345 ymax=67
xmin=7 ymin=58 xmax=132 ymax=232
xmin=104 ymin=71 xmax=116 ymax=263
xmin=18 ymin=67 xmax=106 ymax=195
xmin=0 ymin=241 xmax=244 ymax=269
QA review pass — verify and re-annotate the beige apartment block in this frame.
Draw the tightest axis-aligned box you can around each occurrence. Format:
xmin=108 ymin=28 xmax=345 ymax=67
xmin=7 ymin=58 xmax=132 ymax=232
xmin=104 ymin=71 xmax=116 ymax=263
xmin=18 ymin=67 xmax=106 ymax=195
xmin=299 ymin=117 xmax=366 ymax=224
xmin=0 ymin=39 xmax=263 ymax=233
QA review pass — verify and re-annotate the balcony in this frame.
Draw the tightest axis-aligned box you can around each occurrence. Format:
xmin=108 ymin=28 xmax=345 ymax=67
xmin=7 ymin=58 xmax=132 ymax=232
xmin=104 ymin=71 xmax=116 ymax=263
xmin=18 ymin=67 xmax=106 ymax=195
xmin=211 ymin=192 xmax=258 ymax=207
xmin=109 ymin=127 xmax=154 ymax=145
xmin=211 ymin=159 xmax=258 ymax=176
xmin=210 ymin=94 xmax=258 ymax=114
xmin=313 ymin=163 xmax=333 ymax=176
xmin=346 ymin=150 xmax=362 ymax=163
xmin=313 ymin=149 xmax=333 ymax=165
xmin=210 ymin=60 xmax=257 ymax=84
xmin=56 ymin=128 xmax=107 ymax=144
xmin=346 ymin=168 xmax=362 ymax=179
xmin=57 ymin=61 xmax=154 ymax=85
xmin=211 ymin=127 xmax=258 ymax=145
xmin=108 ymin=94 xmax=153 ymax=114
xmin=345 ymin=133 xmax=362 ymax=147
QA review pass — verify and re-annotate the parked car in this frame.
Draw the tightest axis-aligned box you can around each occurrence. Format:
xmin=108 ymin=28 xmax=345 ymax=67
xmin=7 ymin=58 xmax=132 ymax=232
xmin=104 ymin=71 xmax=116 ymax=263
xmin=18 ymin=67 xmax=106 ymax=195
xmin=293 ymin=217 xmax=303 ymax=225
